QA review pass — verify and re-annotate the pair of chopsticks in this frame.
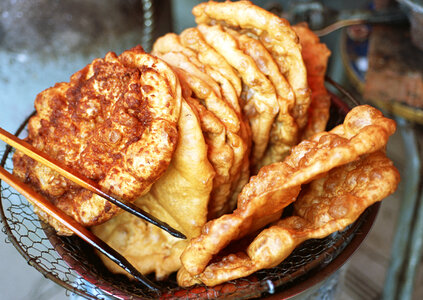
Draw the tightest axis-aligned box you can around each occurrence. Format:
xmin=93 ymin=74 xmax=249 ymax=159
xmin=0 ymin=126 xmax=186 ymax=292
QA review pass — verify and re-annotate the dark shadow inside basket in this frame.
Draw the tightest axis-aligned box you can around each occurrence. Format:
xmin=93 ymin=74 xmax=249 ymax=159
xmin=42 ymin=90 xmax=380 ymax=300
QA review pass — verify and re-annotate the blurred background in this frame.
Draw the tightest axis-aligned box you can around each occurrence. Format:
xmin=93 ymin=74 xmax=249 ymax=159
xmin=0 ymin=0 xmax=422 ymax=299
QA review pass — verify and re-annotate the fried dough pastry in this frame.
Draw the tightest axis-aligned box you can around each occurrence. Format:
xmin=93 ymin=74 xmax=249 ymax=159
xmin=92 ymin=99 xmax=214 ymax=279
xmin=193 ymin=0 xmax=311 ymax=130
xmin=179 ymin=105 xmax=396 ymax=282
xmin=153 ymin=37 xmax=251 ymax=217
xmin=197 ymin=23 xmax=279 ymax=165
xmin=293 ymin=24 xmax=332 ymax=140
xmin=158 ymin=51 xmax=240 ymax=133
xmin=155 ymin=53 xmax=236 ymax=218
xmin=224 ymin=28 xmax=298 ymax=167
xmin=153 ymin=41 xmax=223 ymax=99
xmin=184 ymin=97 xmax=235 ymax=218
xmin=153 ymin=32 xmax=241 ymax=115
xmin=180 ymin=77 xmax=249 ymax=218
xmin=180 ymin=27 xmax=242 ymax=104
xmin=172 ymin=28 xmax=252 ymax=214
xmin=12 ymin=46 xmax=181 ymax=235
xmin=178 ymin=150 xmax=400 ymax=286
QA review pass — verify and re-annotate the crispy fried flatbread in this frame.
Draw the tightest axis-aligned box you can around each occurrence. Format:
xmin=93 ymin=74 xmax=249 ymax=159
xmin=224 ymin=28 xmax=298 ymax=167
xmin=180 ymin=27 xmax=242 ymax=102
xmin=178 ymin=150 xmax=400 ymax=286
xmin=180 ymin=73 xmax=249 ymax=218
xmin=153 ymin=37 xmax=223 ymax=99
xmin=153 ymin=33 xmax=197 ymax=59
xmin=158 ymin=51 xmax=240 ymax=133
xmin=155 ymin=52 xmax=234 ymax=217
xmin=155 ymin=47 xmax=250 ymax=217
xmin=184 ymin=96 xmax=234 ymax=218
xmin=12 ymin=46 xmax=181 ymax=235
xmin=175 ymin=28 xmax=253 ymax=213
xmin=293 ymin=24 xmax=332 ymax=140
xmin=180 ymin=105 xmax=396 ymax=281
xmin=91 ymin=99 xmax=214 ymax=279
xmin=193 ymin=0 xmax=310 ymax=130
xmin=177 ymin=67 xmax=239 ymax=218
xmin=153 ymin=32 xmax=241 ymax=114
xmin=197 ymin=23 xmax=278 ymax=165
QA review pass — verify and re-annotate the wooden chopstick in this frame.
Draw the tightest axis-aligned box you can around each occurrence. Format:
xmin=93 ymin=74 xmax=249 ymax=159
xmin=0 ymin=127 xmax=186 ymax=240
xmin=0 ymin=165 xmax=160 ymax=292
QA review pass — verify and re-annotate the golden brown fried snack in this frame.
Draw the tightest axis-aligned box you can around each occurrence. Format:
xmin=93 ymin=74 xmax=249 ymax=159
xmin=174 ymin=65 xmax=239 ymax=218
xmin=153 ymin=32 xmax=240 ymax=114
xmin=293 ymin=24 xmax=332 ymax=140
xmin=183 ymin=82 xmax=249 ymax=218
xmin=155 ymin=52 xmax=235 ymax=217
xmin=178 ymin=151 xmax=400 ymax=286
xmin=184 ymin=96 xmax=234 ymax=218
xmin=154 ymin=46 xmax=250 ymax=217
xmin=181 ymin=160 xmax=300 ymax=277
xmin=180 ymin=105 xmax=396 ymax=282
xmin=176 ymin=28 xmax=253 ymax=214
xmin=224 ymin=28 xmax=298 ymax=167
xmin=153 ymin=33 xmax=197 ymax=59
xmin=152 ymin=32 xmax=247 ymax=143
xmin=153 ymin=42 xmax=223 ymax=99
xmin=193 ymin=0 xmax=310 ymax=130
xmin=158 ymin=51 xmax=240 ymax=133
xmin=12 ymin=46 xmax=181 ymax=235
xmin=180 ymin=27 xmax=242 ymax=105
xmin=197 ymin=23 xmax=279 ymax=165
xmin=92 ymin=99 xmax=214 ymax=279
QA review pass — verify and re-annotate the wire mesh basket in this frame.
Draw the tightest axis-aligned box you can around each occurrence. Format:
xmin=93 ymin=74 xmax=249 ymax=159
xmin=0 ymin=80 xmax=379 ymax=299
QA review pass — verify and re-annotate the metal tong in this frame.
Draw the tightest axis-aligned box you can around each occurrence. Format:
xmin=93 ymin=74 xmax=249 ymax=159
xmin=0 ymin=125 xmax=187 ymax=292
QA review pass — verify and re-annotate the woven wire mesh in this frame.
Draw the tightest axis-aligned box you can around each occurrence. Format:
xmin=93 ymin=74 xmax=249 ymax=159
xmin=0 ymin=83 xmax=378 ymax=299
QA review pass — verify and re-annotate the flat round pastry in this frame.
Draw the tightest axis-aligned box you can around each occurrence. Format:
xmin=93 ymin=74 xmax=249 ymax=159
xmin=180 ymin=27 xmax=242 ymax=103
xmin=12 ymin=46 xmax=182 ymax=235
xmin=197 ymin=23 xmax=279 ymax=165
xmin=91 ymin=99 xmax=214 ymax=279
xmin=293 ymin=24 xmax=332 ymax=140
xmin=153 ymin=53 xmax=235 ymax=215
xmin=156 ymin=31 xmax=252 ymax=215
xmin=224 ymin=28 xmax=298 ymax=167
xmin=184 ymin=96 xmax=235 ymax=219
xmin=153 ymin=31 xmax=242 ymax=117
xmin=155 ymin=48 xmax=250 ymax=218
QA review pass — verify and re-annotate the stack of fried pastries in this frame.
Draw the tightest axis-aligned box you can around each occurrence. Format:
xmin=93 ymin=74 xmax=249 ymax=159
xmin=178 ymin=105 xmax=399 ymax=286
xmin=151 ymin=0 xmax=335 ymax=218
xmin=12 ymin=0 xmax=400 ymax=288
